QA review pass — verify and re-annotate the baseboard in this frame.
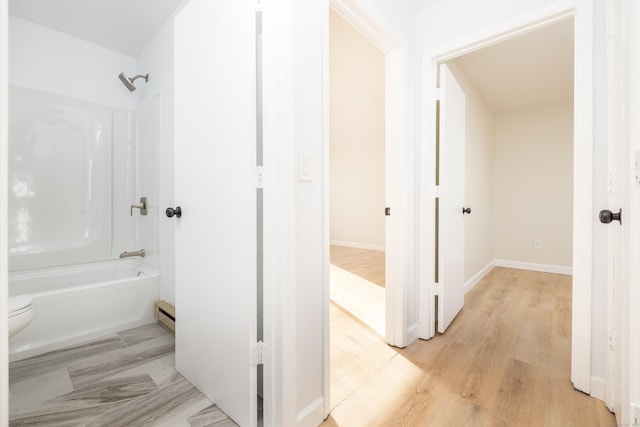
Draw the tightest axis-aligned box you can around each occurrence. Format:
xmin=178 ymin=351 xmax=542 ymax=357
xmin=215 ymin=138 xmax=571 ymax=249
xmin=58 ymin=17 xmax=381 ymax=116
xmin=296 ymin=397 xmax=324 ymax=427
xmin=464 ymin=261 xmax=495 ymax=294
xmin=494 ymin=259 xmax=572 ymax=275
xmin=330 ymin=240 xmax=385 ymax=252
xmin=407 ymin=323 xmax=418 ymax=344
xmin=590 ymin=376 xmax=606 ymax=401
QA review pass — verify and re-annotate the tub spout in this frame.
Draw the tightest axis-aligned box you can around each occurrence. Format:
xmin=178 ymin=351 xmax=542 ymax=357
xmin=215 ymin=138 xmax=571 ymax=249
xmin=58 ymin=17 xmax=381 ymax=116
xmin=119 ymin=249 xmax=145 ymax=258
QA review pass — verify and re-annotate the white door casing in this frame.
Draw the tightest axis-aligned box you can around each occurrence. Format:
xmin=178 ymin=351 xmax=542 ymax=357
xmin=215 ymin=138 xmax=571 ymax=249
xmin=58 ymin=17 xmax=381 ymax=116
xmin=418 ymin=3 xmax=595 ymax=397
xmin=437 ymin=63 xmax=466 ymax=333
xmin=174 ymin=1 xmax=257 ymax=426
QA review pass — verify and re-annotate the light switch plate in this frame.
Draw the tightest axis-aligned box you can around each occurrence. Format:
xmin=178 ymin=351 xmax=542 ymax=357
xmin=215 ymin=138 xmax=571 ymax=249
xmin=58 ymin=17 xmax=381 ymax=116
xmin=298 ymin=152 xmax=312 ymax=182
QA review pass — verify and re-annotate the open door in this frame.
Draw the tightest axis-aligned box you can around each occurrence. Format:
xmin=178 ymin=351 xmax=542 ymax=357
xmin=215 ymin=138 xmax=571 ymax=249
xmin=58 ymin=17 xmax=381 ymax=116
xmin=174 ymin=1 xmax=257 ymax=426
xmin=437 ymin=63 xmax=466 ymax=333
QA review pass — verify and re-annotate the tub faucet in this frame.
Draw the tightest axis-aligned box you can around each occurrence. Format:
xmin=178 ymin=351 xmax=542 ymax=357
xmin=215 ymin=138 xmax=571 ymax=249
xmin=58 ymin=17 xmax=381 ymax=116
xmin=131 ymin=197 xmax=148 ymax=216
xmin=119 ymin=249 xmax=145 ymax=258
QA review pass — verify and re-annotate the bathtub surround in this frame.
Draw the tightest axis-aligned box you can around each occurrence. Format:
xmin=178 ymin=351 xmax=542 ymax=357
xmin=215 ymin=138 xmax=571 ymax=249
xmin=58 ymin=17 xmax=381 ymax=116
xmin=8 ymin=323 xmax=237 ymax=426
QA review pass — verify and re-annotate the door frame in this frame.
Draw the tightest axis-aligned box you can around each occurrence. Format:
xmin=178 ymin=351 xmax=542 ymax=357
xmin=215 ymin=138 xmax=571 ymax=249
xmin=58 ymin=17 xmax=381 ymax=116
xmin=418 ymin=0 xmax=595 ymax=394
xmin=323 ymin=0 xmax=409 ymax=417
xmin=1 ymin=0 xmax=8 ymax=424
xmin=327 ymin=0 xmax=408 ymax=347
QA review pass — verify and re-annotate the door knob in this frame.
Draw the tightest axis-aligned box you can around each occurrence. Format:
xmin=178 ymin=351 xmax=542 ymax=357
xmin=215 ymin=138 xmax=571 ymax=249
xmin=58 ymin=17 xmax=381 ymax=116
xmin=166 ymin=206 xmax=182 ymax=218
xmin=462 ymin=207 xmax=471 ymax=214
xmin=599 ymin=209 xmax=621 ymax=225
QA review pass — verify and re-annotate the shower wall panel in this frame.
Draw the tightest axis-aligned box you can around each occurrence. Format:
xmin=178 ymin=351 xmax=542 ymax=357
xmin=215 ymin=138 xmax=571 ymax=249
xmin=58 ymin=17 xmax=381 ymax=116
xmin=9 ymin=85 xmax=114 ymax=271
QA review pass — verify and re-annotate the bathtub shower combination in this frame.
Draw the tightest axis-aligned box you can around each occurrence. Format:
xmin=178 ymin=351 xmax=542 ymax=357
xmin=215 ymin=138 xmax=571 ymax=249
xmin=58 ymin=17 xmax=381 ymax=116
xmin=8 ymin=85 xmax=160 ymax=362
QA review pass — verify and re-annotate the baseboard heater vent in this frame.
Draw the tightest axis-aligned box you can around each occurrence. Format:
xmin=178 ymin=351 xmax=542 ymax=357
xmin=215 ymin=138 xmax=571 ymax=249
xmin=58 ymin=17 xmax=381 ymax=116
xmin=154 ymin=300 xmax=175 ymax=335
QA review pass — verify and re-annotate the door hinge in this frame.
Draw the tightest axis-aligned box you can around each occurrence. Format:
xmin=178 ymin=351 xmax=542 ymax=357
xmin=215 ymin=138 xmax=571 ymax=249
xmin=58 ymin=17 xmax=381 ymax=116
xmin=252 ymin=340 xmax=265 ymax=366
xmin=434 ymin=185 xmax=440 ymax=198
xmin=256 ymin=166 xmax=264 ymax=188
xmin=434 ymin=87 xmax=441 ymax=101
xmin=385 ymin=207 xmax=391 ymax=216
xmin=433 ymin=282 xmax=441 ymax=296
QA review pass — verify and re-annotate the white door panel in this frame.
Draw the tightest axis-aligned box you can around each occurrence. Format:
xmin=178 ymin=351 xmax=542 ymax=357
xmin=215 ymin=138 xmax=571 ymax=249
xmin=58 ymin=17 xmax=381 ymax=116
xmin=437 ymin=63 xmax=466 ymax=333
xmin=174 ymin=1 xmax=257 ymax=426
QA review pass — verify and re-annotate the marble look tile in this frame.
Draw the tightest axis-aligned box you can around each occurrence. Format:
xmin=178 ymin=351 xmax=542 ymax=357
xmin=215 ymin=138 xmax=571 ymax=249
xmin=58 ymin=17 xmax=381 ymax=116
xmin=119 ymin=323 xmax=171 ymax=346
xmin=10 ymin=406 xmax=108 ymax=427
xmin=85 ymin=373 xmax=212 ymax=427
xmin=9 ymin=367 xmax=73 ymax=417
xmin=68 ymin=334 xmax=175 ymax=389
xmin=9 ymin=335 xmax=126 ymax=384
xmin=188 ymin=404 xmax=239 ymax=427
xmin=10 ymin=372 xmax=158 ymax=426
xmin=141 ymin=353 xmax=177 ymax=387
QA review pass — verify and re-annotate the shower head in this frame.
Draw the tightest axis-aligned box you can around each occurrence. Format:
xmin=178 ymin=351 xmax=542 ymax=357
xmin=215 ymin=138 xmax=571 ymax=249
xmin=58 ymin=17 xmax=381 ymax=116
xmin=118 ymin=72 xmax=149 ymax=92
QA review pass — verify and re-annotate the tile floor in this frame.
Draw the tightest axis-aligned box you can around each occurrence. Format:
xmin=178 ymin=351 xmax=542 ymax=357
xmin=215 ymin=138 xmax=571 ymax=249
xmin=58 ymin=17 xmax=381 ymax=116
xmin=9 ymin=323 xmax=238 ymax=427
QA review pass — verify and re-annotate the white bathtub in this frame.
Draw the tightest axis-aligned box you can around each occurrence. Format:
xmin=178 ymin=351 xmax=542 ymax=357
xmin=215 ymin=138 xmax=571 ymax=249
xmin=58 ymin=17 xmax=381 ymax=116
xmin=8 ymin=259 xmax=160 ymax=361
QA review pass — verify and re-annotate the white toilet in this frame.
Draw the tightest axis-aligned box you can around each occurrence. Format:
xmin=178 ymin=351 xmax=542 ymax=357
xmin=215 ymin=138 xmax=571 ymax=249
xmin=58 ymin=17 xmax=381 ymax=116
xmin=9 ymin=295 xmax=35 ymax=337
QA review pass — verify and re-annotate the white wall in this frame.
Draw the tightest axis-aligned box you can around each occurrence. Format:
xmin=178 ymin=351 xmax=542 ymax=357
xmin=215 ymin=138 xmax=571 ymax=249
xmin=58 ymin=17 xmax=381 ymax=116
xmin=330 ymin=9 xmax=385 ymax=250
xmin=494 ymin=102 xmax=573 ymax=268
xmin=8 ymin=16 xmax=135 ymax=109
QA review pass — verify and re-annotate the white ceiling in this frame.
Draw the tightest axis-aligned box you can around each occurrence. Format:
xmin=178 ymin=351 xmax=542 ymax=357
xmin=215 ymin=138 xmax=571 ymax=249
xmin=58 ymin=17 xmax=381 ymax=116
xmin=9 ymin=0 xmax=573 ymax=110
xmin=452 ymin=19 xmax=574 ymax=112
xmin=9 ymin=0 xmax=184 ymax=57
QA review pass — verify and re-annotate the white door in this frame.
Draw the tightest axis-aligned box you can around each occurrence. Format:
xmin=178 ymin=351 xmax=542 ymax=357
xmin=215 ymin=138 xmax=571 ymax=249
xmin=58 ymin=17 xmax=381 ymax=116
xmin=174 ymin=1 xmax=257 ymax=426
xmin=437 ymin=63 xmax=466 ymax=333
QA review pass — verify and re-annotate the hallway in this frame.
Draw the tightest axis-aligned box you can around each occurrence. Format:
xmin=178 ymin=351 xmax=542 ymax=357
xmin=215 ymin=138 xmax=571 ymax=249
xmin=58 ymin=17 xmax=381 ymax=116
xmin=323 ymin=267 xmax=615 ymax=426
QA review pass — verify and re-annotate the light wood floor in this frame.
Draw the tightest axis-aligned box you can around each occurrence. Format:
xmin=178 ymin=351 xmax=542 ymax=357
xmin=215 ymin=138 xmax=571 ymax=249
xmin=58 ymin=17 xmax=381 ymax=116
xmin=324 ymin=267 xmax=615 ymax=427
xmin=330 ymin=245 xmax=385 ymax=287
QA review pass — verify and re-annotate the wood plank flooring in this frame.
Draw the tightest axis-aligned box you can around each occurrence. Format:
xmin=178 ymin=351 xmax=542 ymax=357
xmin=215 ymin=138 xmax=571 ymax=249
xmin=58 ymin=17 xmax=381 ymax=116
xmin=330 ymin=245 xmax=385 ymax=287
xmin=323 ymin=267 xmax=615 ymax=427
xmin=8 ymin=324 xmax=237 ymax=426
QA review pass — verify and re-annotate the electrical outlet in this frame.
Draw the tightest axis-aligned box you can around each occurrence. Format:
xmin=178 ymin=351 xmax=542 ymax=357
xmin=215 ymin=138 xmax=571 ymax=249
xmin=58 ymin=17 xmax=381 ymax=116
xmin=533 ymin=240 xmax=542 ymax=249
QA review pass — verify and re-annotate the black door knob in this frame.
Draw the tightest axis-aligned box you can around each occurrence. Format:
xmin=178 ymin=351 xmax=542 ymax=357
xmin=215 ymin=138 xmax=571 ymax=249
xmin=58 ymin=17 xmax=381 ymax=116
xmin=462 ymin=207 xmax=471 ymax=214
xmin=599 ymin=209 xmax=621 ymax=225
xmin=166 ymin=206 xmax=182 ymax=218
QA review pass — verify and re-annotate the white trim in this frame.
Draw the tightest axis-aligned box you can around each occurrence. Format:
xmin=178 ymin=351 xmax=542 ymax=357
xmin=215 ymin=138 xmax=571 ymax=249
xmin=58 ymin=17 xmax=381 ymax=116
xmin=464 ymin=261 xmax=495 ymax=294
xmin=428 ymin=0 xmax=577 ymax=63
xmin=571 ymin=0 xmax=594 ymax=395
xmin=591 ymin=376 xmax=607 ymax=401
xmin=1 ymin=0 xmax=9 ymax=424
xmin=407 ymin=323 xmax=418 ymax=344
xmin=628 ymin=0 xmax=640 ymax=416
xmin=261 ymin=0 xmax=298 ymax=425
xmin=322 ymin=0 xmax=331 ymax=419
xmin=329 ymin=0 xmax=403 ymax=52
xmin=384 ymin=46 xmax=409 ymax=348
xmin=296 ymin=397 xmax=325 ymax=427
xmin=494 ymin=259 xmax=572 ymax=276
xmin=330 ymin=240 xmax=385 ymax=252
xmin=417 ymin=1 xmax=593 ymax=397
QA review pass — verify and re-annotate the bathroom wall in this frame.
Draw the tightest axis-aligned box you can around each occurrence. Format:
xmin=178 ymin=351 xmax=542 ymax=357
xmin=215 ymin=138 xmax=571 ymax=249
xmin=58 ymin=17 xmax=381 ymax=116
xmin=8 ymin=16 xmax=140 ymax=271
xmin=329 ymin=8 xmax=386 ymax=250
xmin=8 ymin=16 xmax=135 ymax=109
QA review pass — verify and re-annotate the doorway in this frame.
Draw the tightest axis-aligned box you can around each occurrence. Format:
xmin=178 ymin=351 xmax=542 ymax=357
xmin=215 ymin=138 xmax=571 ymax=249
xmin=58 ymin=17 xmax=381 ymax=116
xmin=421 ymin=5 xmax=597 ymax=397
xmin=329 ymin=8 xmax=386 ymax=337
xmin=446 ymin=17 xmax=575 ymax=302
